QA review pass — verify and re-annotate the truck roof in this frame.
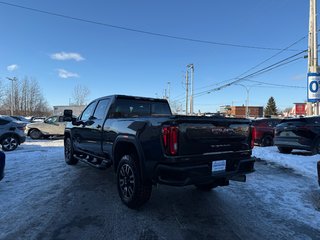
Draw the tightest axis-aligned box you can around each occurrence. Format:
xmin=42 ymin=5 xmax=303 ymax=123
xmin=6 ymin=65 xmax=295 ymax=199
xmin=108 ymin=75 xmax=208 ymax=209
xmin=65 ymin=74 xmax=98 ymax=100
xmin=95 ymin=94 xmax=169 ymax=103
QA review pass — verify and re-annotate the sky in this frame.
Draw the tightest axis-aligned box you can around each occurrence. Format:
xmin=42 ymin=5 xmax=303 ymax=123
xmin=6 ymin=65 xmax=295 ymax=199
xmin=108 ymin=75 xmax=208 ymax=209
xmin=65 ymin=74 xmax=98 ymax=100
xmin=0 ymin=0 xmax=312 ymax=113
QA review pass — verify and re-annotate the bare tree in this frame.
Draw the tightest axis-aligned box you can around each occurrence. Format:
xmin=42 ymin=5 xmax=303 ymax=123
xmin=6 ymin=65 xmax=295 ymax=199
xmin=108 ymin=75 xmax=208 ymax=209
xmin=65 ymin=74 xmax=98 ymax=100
xmin=0 ymin=77 xmax=51 ymax=116
xmin=72 ymin=84 xmax=90 ymax=105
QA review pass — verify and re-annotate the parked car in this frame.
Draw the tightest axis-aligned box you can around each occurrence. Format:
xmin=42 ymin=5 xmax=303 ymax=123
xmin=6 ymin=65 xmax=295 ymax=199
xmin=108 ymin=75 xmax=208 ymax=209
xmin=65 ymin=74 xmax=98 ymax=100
xmin=252 ymin=118 xmax=281 ymax=147
xmin=0 ymin=115 xmax=26 ymax=151
xmin=274 ymin=116 xmax=320 ymax=154
xmin=63 ymin=95 xmax=255 ymax=208
xmin=317 ymin=160 xmax=320 ymax=186
xmin=10 ymin=116 xmax=30 ymax=124
xmin=0 ymin=151 xmax=5 ymax=181
xmin=30 ymin=117 xmax=46 ymax=123
xmin=26 ymin=115 xmax=68 ymax=139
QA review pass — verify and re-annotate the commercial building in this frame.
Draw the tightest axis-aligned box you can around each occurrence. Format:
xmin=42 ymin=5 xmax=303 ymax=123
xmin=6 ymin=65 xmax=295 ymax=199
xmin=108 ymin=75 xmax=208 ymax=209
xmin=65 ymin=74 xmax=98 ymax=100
xmin=221 ymin=105 xmax=263 ymax=118
xmin=53 ymin=105 xmax=86 ymax=117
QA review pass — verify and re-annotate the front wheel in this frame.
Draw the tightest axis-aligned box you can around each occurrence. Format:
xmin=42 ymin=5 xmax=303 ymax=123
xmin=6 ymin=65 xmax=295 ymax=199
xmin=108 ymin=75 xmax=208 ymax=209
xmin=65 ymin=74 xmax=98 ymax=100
xmin=117 ymin=154 xmax=152 ymax=209
xmin=278 ymin=147 xmax=292 ymax=154
xmin=1 ymin=136 xmax=19 ymax=151
xmin=64 ymin=137 xmax=78 ymax=165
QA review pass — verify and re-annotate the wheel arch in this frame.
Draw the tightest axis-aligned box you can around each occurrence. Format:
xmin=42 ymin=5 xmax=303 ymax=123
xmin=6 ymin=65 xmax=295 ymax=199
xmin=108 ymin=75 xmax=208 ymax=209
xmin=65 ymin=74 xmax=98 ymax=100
xmin=0 ymin=132 xmax=21 ymax=144
xmin=113 ymin=135 xmax=146 ymax=182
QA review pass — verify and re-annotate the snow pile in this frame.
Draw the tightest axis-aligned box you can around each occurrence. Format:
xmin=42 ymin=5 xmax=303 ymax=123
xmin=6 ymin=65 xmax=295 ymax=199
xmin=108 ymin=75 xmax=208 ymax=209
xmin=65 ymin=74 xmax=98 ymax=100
xmin=253 ymin=146 xmax=319 ymax=178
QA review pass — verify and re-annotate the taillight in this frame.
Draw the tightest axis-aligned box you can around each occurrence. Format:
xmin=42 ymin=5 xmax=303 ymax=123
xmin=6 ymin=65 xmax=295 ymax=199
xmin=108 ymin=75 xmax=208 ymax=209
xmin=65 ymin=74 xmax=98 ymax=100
xmin=162 ymin=126 xmax=179 ymax=155
xmin=251 ymin=127 xmax=255 ymax=149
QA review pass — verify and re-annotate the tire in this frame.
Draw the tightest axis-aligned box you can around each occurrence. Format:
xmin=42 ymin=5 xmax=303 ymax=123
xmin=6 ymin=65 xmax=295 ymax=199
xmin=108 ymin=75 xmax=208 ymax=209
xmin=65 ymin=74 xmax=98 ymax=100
xmin=1 ymin=135 xmax=19 ymax=151
xmin=278 ymin=147 xmax=292 ymax=154
xmin=261 ymin=135 xmax=274 ymax=147
xmin=29 ymin=129 xmax=42 ymax=139
xmin=195 ymin=181 xmax=218 ymax=191
xmin=64 ymin=137 xmax=78 ymax=165
xmin=117 ymin=154 xmax=152 ymax=209
xmin=311 ymin=139 xmax=320 ymax=155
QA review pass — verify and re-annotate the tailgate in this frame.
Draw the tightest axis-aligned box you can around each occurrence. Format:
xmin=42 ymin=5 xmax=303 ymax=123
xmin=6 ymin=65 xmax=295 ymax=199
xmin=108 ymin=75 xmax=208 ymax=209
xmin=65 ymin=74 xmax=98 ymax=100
xmin=177 ymin=120 xmax=251 ymax=155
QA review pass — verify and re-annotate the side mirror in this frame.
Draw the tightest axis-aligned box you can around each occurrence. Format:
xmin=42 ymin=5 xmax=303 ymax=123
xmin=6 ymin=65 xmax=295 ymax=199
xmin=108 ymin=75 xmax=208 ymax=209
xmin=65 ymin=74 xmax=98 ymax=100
xmin=63 ymin=109 xmax=74 ymax=122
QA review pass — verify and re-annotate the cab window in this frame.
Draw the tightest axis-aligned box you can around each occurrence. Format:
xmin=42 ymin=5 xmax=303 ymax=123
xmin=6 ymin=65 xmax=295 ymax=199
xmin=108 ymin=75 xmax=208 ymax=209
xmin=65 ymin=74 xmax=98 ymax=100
xmin=80 ymin=102 xmax=97 ymax=121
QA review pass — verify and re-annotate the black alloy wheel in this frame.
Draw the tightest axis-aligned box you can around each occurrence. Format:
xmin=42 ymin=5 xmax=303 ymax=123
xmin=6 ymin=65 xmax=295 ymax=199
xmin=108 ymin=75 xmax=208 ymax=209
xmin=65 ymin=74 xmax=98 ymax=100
xmin=117 ymin=154 xmax=152 ymax=209
xmin=1 ymin=136 xmax=18 ymax=151
xmin=119 ymin=163 xmax=136 ymax=201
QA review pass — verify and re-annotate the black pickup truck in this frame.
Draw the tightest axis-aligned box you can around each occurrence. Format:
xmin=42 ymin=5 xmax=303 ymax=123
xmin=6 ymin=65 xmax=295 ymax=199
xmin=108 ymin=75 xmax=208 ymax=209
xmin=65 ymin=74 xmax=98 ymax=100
xmin=63 ymin=95 xmax=255 ymax=208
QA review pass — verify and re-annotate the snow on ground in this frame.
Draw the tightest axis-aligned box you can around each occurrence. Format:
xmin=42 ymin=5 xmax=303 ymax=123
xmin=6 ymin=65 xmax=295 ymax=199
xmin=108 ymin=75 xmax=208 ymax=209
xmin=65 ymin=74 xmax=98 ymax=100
xmin=253 ymin=146 xmax=319 ymax=178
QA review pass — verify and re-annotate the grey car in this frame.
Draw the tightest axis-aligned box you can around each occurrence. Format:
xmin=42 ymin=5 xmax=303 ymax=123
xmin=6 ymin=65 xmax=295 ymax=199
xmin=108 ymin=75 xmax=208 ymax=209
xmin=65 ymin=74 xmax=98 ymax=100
xmin=26 ymin=115 xmax=67 ymax=139
xmin=0 ymin=116 xmax=27 ymax=151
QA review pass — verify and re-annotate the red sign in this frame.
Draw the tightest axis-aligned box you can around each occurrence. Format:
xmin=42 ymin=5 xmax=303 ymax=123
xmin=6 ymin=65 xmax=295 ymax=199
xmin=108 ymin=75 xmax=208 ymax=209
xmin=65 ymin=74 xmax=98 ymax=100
xmin=295 ymin=103 xmax=306 ymax=115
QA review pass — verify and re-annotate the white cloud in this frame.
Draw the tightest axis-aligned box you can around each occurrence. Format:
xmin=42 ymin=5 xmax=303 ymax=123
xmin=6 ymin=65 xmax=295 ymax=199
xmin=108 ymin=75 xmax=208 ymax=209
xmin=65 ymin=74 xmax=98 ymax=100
xmin=7 ymin=64 xmax=18 ymax=72
xmin=51 ymin=52 xmax=85 ymax=61
xmin=57 ymin=69 xmax=79 ymax=79
xmin=292 ymin=74 xmax=305 ymax=81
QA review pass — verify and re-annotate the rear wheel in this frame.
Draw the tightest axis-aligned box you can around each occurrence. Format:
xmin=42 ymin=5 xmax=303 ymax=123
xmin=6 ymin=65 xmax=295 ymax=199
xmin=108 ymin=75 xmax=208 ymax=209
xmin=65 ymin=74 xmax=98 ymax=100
xmin=29 ymin=129 xmax=42 ymax=139
xmin=1 ymin=136 xmax=19 ymax=151
xmin=278 ymin=147 xmax=292 ymax=154
xmin=64 ymin=137 xmax=78 ymax=165
xmin=261 ymin=135 xmax=274 ymax=147
xmin=117 ymin=154 xmax=152 ymax=209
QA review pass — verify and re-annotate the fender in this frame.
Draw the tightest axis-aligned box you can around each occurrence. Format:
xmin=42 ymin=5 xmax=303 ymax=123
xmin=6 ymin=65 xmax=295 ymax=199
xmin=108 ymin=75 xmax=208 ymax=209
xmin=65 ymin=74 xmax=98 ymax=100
xmin=113 ymin=134 xmax=147 ymax=182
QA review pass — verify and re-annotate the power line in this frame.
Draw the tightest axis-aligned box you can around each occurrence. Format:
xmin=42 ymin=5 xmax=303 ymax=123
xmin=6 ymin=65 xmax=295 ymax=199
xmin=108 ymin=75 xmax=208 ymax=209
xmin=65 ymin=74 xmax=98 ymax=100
xmin=192 ymin=36 xmax=307 ymax=92
xmin=242 ymin=79 xmax=305 ymax=89
xmin=172 ymin=49 xmax=306 ymax=101
xmin=0 ymin=1 xmax=304 ymax=51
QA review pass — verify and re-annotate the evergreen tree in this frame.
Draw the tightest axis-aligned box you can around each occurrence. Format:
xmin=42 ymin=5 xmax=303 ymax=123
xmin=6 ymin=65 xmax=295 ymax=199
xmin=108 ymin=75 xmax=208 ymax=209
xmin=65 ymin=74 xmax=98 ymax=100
xmin=264 ymin=97 xmax=278 ymax=116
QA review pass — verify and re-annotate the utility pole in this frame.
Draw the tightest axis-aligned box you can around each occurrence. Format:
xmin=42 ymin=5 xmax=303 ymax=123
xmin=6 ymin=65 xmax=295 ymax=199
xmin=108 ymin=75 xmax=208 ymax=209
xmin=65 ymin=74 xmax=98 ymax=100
xmin=188 ymin=64 xmax=194 ymax=115
xmin=307 ymin=0 xmax=320 ymax=115
xmin=185 ymin=69 xmax=189 ymax=115
xmin=6 ymin=77 xmax=17 ymax=116
xmin=167 ymin=82 xmax=170 ymax=103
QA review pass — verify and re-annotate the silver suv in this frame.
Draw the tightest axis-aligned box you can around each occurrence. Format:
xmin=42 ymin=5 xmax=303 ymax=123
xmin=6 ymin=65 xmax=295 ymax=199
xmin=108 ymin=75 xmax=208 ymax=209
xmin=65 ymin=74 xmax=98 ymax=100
xmin=26 ymin=115 xmax=67 ymax=139
xmin=0 ymin=116 xmax=27 ymax=151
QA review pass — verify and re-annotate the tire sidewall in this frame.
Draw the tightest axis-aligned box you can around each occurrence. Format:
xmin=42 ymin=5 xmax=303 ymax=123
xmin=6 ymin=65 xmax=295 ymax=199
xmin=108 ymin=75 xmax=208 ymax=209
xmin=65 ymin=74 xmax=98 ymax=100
xmin=117 ymin=154 xmax=140 ymax=206
xmin=64 ymin=137 xmax=78 ymax=165
xmin=29 ymin=129 xmax=42 ymax=139
xmin=261 ymin=135 xmax=273 ymax=147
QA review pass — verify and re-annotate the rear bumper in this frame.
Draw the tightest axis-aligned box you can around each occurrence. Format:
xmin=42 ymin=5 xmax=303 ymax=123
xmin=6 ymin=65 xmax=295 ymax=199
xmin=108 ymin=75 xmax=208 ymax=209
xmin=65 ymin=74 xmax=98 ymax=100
xmin=154 ymin=157 xmax=255 ymax=186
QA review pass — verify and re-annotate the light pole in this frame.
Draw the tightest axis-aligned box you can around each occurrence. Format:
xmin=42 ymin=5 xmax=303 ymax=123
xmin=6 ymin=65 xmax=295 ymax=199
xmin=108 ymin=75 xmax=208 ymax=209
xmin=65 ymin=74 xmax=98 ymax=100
xmin=236 ymin=84 xmax=250 ymax=118
xmin=6 ymin=77 xmax=17 ymax=116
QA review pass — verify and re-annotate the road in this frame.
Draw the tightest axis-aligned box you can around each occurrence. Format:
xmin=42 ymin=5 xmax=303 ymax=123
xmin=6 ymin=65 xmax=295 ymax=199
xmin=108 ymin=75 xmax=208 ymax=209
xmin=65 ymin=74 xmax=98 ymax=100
xmin=0 ymin=141 xmax=319 ymax=240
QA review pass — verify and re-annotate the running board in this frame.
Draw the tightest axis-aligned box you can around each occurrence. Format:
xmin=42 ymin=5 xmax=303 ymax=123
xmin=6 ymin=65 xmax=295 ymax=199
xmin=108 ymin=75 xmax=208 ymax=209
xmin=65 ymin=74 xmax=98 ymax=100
xmin=74 ymin=155 xmax=112 ymax=169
